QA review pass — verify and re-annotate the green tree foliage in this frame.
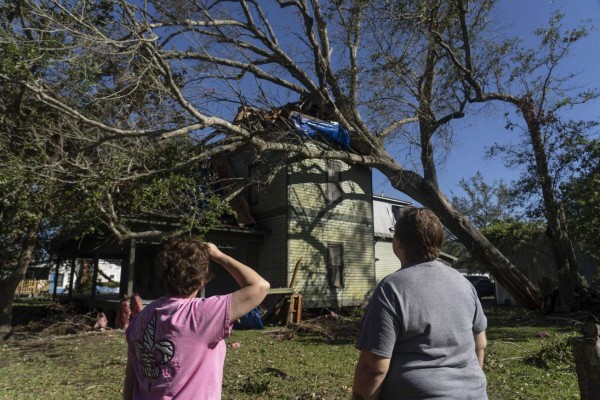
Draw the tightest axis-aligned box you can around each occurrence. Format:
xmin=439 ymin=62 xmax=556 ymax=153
xmin=0 ymin=0 xmax=232 ymax=333
xmin=561 ymin=139 xmax=600 ymax=263
xmin=445 ymin=172 xmax=514 ymax=272
xmin=450 ymin=172 xmax=513 ymax=229
xmin=434 ymin=6 xmax=598 ymax=311
xmin=0 ymin=0 xmax=549 ymax=310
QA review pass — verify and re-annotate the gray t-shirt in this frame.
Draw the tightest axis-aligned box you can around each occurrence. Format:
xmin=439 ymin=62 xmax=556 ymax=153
xmin=356 ymin=260 xmax=488 ymax=400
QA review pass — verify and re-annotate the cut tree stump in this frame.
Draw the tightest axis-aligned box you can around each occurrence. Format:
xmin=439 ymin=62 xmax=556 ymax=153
xmin=571 ymin=322 xmax=600 ymax=400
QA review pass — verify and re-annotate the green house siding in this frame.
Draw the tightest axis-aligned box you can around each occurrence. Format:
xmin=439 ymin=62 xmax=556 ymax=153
xmin=287 ymin=159 xmax=374 ymax=308
xmin=228 ymin=150 xmax=376 ymax=307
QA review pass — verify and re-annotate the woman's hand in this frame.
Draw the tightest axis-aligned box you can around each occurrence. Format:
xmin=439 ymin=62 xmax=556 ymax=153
xmin=204 ymin=242 xmax=224 ymax=262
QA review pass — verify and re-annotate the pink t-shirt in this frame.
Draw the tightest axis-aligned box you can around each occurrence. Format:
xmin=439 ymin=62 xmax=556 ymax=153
xmin=126 ymin=295 xmax=232 ymax=399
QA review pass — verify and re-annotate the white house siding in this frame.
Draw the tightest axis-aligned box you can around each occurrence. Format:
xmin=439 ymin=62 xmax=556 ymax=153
xmin=375 ymin=239 xmax=400 ymax=283
xmin=287 ymin=159 xmax=374 ymax=308
xmin=96 ymin=260 xmax=122 ymax=283
xmin=372 ymin=196 xmax=411 ymax=285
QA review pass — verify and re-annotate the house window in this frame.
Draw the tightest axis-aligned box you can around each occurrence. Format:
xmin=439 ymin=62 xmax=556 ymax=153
xmin=327 ymin=243 xmax=344 ymax=288
xmin=248 ymin=165 xmax=260 ymax=205
xmin=326 ymin=160 xmax=342 ymax=202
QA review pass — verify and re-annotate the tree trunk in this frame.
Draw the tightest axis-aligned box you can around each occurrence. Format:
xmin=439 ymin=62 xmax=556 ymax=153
xmin=518 ymin=99 xmax=588 ymax=312
xmin=0 ymin=215 xmax=42 ymax=341
xmin=377 ymin=156 xmax=543 ymax=310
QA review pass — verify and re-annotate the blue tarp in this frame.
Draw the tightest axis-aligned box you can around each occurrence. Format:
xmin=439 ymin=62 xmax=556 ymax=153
xmin=290 ymin=112 xmax=350 ymax=149
xmin=233 ymin=307 xmax=264 ymax=330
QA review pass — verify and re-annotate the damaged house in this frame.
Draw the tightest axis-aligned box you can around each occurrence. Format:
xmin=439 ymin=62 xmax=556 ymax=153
xmin=51 ymin=103 xmax=416 ymax=313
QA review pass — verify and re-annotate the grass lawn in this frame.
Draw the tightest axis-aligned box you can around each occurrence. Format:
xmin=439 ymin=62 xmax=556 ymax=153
xmin=0 ymin=299 xmax=584 ymax=399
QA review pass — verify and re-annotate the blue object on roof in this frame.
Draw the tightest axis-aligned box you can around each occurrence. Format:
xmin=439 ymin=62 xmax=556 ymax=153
xmin=291 ymin=113 xmax=350 ymax=149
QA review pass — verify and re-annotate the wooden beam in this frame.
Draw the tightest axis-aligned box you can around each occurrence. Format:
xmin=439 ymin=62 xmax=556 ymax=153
xmin=52 ymin=257 xmax=60 ymax=297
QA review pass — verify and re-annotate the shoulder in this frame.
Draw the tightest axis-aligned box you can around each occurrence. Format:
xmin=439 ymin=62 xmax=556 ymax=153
xmin=191 ymin=294 xmax=232 ymax=311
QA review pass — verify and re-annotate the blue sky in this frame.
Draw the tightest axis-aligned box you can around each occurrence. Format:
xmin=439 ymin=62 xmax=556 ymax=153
xmin=374 ymin=0 xmax=600 ymax=204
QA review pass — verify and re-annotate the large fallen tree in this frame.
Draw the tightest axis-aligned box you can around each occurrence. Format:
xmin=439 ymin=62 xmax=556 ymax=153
xmin=9 ymin=0 xmax=595 ymax=310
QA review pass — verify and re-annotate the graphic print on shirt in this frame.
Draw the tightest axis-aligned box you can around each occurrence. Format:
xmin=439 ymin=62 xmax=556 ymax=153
xmin=134 ymin=315 xmax=175 ymax=379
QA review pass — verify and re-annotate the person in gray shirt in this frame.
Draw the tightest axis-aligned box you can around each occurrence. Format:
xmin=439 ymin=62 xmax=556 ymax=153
xmin=353 ymin=207 xmax=488 ymax=400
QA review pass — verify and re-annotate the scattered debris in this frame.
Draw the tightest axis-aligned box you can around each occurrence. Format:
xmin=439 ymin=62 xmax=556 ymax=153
xmin=12 ymin=301 xmax=97 ymax=335
xmin=228 ymin=341 xmax=241 ymax=349
xmin=295 ymin=313 xmax=360 ymax=344
xmin=93 ymin=312 xmax=108 ymax=330
xmin=536 ymin=331 xmax=550 ymax=338
xmin=263 ymin=367 xmax=292 ymax=380
xmin=268 ymin=329 xmax=295 ymax=341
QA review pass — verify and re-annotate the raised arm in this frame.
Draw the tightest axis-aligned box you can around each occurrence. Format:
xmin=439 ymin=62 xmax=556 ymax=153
xmin=474 ymin=330 xmax=487 ymax=368
xmin=205 ymin=243 xmax=270 ymax=321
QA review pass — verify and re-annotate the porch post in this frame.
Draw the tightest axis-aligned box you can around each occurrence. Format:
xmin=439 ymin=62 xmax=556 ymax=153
xmin=120 ymin=239 xmax=136 ymax=297
xmin=52 ymin=257 xmax=60 ymax=297
xmin=68 ymin=257 xmax=76 ymax=298
xmin=91 ymin=253 xmax=99 ymax=299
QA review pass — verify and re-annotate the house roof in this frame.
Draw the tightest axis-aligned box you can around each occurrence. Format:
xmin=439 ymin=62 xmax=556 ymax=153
xmin=372 ymin=194 xmax=412 ymax=206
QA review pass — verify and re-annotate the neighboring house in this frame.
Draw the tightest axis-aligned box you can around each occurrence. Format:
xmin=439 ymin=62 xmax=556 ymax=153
xmin=49 ymin=259 xmax=122 ymax=294
xmin=372 ymin=194 xmax=458 ymax=283
xmin=24 ymin=258 xmax=120 ymax=296
xmin=373 ymin=195 xmax=411 ymax=282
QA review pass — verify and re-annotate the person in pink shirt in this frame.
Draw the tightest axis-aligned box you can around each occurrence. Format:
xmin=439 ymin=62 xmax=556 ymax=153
xmin=123 ymin=238 xmax=270 ymax=400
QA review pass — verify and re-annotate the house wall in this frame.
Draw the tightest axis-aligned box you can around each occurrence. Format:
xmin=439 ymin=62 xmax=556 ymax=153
xmin=287 ymin=159 xmax=374 ymax=308
xmin=374 ymin=239 xmax=400 ymax=283
xmin=229 ymin=150 xmax=289 ymax=287
xmin=96 ymin=260 xmax=122 ymax=283
xmin=204 ymin=231 xmax=263 ymax=297
xmin=372 ymin=197 xmax=409 ymax=284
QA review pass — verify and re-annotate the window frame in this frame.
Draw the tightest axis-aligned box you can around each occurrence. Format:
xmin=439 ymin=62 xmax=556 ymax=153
xmin=326 ymin=160 xmax=342 ymax=203
xmin=326 ymin=243 xmax=344 ymax=288
xmin=247 ymin=164 xmax=260 ymax=205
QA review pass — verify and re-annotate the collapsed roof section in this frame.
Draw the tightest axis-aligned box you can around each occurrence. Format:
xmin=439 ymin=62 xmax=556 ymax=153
xmin=213 ymin=101 xmax=353 ymax=227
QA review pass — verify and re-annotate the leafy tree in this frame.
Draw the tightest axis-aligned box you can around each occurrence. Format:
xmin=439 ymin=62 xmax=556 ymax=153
xmin=451 ymin=172 xmax=513 ymax=229
xmin=434 ymin=4 xmax=598 ymax=311
xmin=561 ymin=139 xmax=600 ymax=264
xmin=0 ymin=1 xmax=230 ymax=336
xmin=11 ymin=0 xmax=598 ymax=311
xmin=445 ymin=172 xmax=514 ymax=272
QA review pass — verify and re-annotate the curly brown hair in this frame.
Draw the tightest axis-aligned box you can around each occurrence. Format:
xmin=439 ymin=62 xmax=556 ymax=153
xmin=155 ymin=237 xmax=213 ymax=296
xmin=393 ymin=207 xmax=445 ymax=263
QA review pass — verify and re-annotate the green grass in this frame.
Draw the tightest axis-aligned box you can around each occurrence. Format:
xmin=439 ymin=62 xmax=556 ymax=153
xmin=0 ymin=301 xmax=585 ymax=399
